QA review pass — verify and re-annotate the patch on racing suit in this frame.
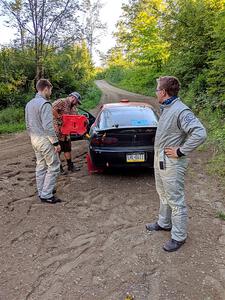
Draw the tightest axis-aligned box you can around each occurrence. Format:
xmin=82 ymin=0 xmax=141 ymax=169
xmin=183 ymin=112 xmax=195 ymax=125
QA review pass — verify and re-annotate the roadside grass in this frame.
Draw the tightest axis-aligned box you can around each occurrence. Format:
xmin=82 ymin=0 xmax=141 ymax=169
xmin=0 ymin=83 xmax=101 ymax=134
xmin=0 ymin=107 xmax=25 ymax=134
xmin=216 ymin=211 xmax=225 ymax=221
xmin=198 ymin=109 xmax=225 ymax=183
xmin=207 ymin=152 xmax=225 ymax=179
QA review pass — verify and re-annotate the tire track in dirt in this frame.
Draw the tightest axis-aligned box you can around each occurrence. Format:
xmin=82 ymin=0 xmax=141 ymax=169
xmin=26 ymin=231 xmax=97 ymax=299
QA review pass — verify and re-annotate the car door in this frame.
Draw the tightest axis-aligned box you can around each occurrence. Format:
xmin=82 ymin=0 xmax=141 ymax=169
xmin=70 ymin=108 xmax=96 ymax=141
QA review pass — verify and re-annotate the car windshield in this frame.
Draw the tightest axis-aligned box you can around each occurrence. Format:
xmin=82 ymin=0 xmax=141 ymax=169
xmin=98 ymin=106 xmax=158 ymax=129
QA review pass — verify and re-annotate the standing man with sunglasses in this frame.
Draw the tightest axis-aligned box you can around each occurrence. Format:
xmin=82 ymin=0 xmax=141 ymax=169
xmin=146 ymin=76 xmax=207 ymax=252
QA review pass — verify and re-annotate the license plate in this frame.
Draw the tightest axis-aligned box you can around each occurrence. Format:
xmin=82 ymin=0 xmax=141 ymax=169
xmin=126 ymin=152 xmax=145 ymax=162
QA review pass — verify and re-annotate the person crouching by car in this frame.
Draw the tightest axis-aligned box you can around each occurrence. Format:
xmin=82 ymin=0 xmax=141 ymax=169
xmin=52 ymin=92 xmax=82 ymax=174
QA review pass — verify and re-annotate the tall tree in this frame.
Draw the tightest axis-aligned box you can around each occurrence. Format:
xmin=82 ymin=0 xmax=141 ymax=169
xmin=81 ymin=0 xmax=106 ymax=58
xmin=114 ymin=0 xmax=169 ymax=69
xmin=207 ymin=6 xmax=225 ymax=108
xmin=0 ymin=0 xmax=81 ymax=80
xmin=161 ymin=0 xmax=225 ymax=85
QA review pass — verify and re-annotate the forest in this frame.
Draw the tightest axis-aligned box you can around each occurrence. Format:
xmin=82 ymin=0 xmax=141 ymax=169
xmin=0 ymin=0 xmax=104 ymax=132
xmin=102 ymin=0 xmax=225 ymax=178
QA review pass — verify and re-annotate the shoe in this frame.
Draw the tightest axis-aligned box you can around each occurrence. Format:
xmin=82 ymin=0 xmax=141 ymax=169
xmin=40 ymin=196 xmax=62 ymax=204
xmin=68 ymin=162 xmax=80 ymax=172
xmin=163 ymin=239 xmax=186 ymax=252
xmin=145 ymin=222 xmax=171 ymax=232
xmin=60 ymin=165 xmax=67 ymax=175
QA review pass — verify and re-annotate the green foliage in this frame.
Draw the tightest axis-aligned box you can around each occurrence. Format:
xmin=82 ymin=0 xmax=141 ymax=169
xmin=44 ymin=43 xmax=94 ymax=99
xmin=103 ymin=0 xmax=225 ymax=182
xmin=199 ymin=108 xmax=225 ymax=150
xmin=0 ymin=107 xmax=25 ymax=134
xmin=0 ymin=123 xmax=26 ymax=134
xmin=105 ymin=66 xmax=126 ymax=84
xmin=0 ymin=42 xmax=100 ymax=134
xmin=216 ymin=211 xmax=225 ymax=221
xmin=0 ymin=84 xmax=101 ymax=134
xmin=198 ymin=105 xmax=225 ymax=178
xmin=162 ymin=0 xmax=221 ymax=86
xmin=114 ymin=0 xmax=169 ymax=68
xmin=0 ymin=107 xmax=24 ymax=124
xmin=0 ymin=43 xmax=96 ymax=110
xmin=207 ymin=10 xmax=225 ymax=109
xmin=183 ymin=72 xmax=208 ymax=109
xmin=81 ymin=83 xmax=102 ymax=110
xmin=0 ymin=47 xmax=35 ymax=108
xmin=105 ymin=0 xmax=225 ymax=107
xmin=94 ymin=67 xmax=105 ymax=80
xmin=105 ymin=65 xmax=159 ymax=96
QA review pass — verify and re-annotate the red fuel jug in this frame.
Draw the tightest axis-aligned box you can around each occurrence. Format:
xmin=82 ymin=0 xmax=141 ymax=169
xmin=61 ymin=114 xmax=88 ymax=136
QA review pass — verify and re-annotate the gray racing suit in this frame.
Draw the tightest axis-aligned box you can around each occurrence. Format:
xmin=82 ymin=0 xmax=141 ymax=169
xmin=25 ymin=93 xmax=60 ymax=199
xmin=154 ymin=97 xmax=207 ymax=241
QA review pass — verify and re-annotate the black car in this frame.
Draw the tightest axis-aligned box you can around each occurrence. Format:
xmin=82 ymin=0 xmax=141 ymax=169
xmin=88 ymin=100 xmax=158 ymax=170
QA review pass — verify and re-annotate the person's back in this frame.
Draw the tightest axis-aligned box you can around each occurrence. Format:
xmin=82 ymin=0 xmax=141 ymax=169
xmin=25 ymin=79 xmax=61 ymax=204
xmin=26 ymin=94 xmax=57 ymax=141
xmin=26 ymin=94 xmax=47 ymax=136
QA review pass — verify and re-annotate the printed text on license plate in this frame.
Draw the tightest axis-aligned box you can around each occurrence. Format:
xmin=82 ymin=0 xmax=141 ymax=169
xmin=126 ymin=153 xmax=145 ymax=162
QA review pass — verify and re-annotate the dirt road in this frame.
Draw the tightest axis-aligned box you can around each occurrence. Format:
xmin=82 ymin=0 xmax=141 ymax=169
xmin=0 ymin=80 xmax=225 ymax=300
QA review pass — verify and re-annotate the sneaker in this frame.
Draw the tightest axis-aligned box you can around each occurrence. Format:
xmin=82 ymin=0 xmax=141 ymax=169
xmin=163 ymin=239 xmax=186 ymax=252
xmin=146 ymin=222 xmax=171 ymax=232
xmin=68 ymin=162 xmax=80 ymax=172
xmin=40 ymin=196 xmax=62 ymax=204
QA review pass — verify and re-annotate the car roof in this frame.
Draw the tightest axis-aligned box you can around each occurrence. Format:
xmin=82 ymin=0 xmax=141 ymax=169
xmin=101 ymin=101 xmax=155 ymax=110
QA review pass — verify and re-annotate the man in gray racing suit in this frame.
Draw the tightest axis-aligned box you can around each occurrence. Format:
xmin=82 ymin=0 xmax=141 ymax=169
xmin=146 ymin=76 xmax=207 ymax=252
xmin=25 ymin=79 xmax=61 ymax=204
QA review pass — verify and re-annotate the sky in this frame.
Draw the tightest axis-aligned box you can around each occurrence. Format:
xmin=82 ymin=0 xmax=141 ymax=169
xmin=93 ymin=0 xmax=128 ymax=65
xmin=0 ymin=0 xmax=128 ymax=66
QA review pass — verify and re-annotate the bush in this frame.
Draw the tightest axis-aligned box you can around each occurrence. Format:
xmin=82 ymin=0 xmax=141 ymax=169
xmin=183 ymin=72 xmax=208 ymax=109
xmin=105 ymin=65 xmax=159 ymax=96
xmin=81 ymin=83 xmax=102 ymax=110
xmin=0 ymin=84 xmax=101 ymax=134
xmin=0 ymin=107 xmax=25 ymax=133
xmin=198 ymin=105 xmax=225 ymax=179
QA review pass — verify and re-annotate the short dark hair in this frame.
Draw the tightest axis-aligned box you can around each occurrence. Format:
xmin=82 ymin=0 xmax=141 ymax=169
xmin=36 ymin=79 xmax=52 ymax=91
xmin=157 ymin=76 xmax=180 ymax=97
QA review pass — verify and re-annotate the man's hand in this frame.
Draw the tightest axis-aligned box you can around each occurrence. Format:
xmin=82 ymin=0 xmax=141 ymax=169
xmin=54 ymin=145 xmax=61 ymax=153
xmin=165 ymin=147 xmax=179 ymax=158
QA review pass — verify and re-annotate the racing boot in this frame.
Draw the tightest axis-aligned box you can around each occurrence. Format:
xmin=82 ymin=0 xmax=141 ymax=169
xmin=60 ymin=164 xmax=66 ymax=175
xmin=67 ymin=161 xmax=80 ymax=172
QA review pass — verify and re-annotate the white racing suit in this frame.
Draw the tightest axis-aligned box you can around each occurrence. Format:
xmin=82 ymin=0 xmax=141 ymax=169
xmin=25 ymin=93 xmax=60 ymax=199
xmin=154 ymin=98 xmax=207 ymax=241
